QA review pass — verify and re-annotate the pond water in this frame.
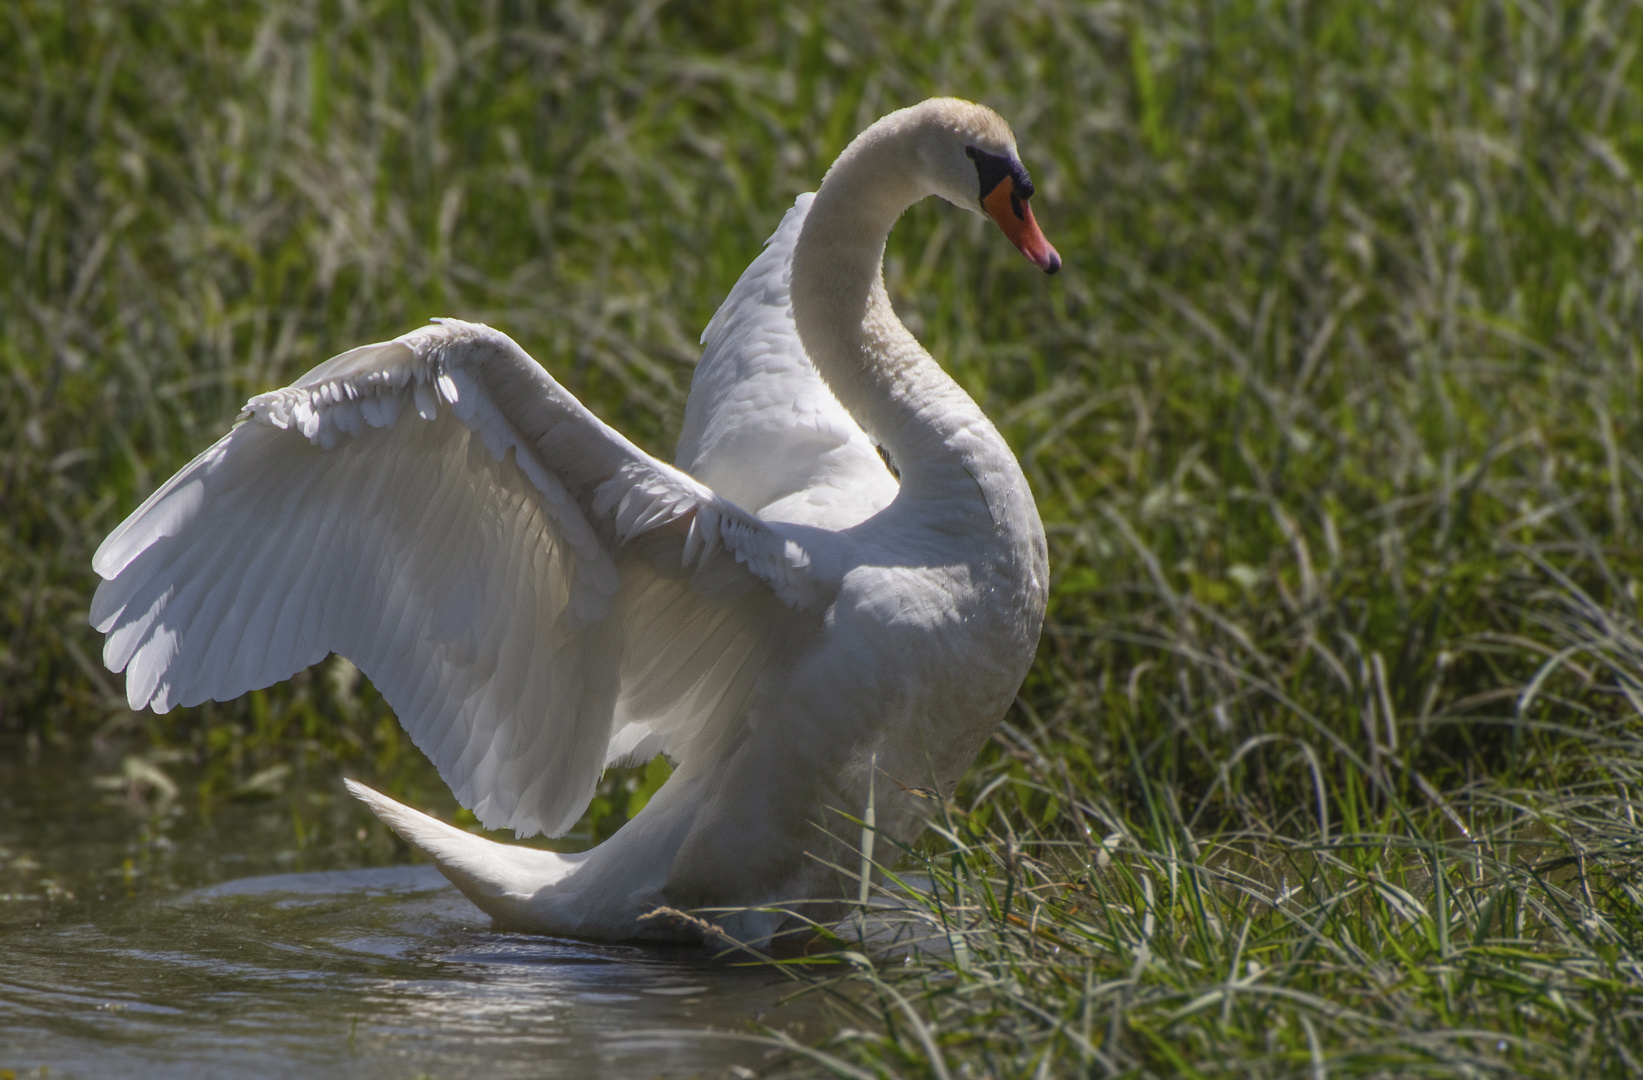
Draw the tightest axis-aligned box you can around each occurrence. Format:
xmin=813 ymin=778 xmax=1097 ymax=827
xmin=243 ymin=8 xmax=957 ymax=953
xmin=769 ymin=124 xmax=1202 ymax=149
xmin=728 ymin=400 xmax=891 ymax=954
xmin=0 ymin=742 xmax=828 ymax=1079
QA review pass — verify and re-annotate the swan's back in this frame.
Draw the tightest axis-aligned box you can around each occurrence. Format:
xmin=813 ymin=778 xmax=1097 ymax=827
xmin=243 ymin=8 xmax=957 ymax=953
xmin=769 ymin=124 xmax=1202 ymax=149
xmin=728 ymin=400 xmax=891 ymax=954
xmin=676 ymin=195 xmax=898 ymax=528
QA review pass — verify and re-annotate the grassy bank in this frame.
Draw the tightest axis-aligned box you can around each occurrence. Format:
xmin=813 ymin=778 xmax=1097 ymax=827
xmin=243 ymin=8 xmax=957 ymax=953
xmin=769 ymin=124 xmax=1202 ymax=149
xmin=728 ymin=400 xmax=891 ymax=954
xmin=4 ymin=0 xmax=1642 ymax=1075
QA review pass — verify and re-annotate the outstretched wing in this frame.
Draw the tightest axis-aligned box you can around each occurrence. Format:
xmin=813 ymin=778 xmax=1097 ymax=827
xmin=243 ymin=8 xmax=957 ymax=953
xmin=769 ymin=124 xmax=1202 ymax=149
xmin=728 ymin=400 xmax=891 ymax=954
xmin=90 ymin=320 xmax=825 ymax=837
xmin=677 ymin=193 xmax=899 ymax=527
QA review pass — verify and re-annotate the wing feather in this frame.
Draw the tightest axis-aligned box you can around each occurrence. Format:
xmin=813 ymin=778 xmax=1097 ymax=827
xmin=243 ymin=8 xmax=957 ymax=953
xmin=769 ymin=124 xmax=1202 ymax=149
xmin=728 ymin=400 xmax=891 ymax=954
xmin=677 ymin=193 xmax=899 ymax=528
xmin=92 ymin=320 xmax=825 ymax=837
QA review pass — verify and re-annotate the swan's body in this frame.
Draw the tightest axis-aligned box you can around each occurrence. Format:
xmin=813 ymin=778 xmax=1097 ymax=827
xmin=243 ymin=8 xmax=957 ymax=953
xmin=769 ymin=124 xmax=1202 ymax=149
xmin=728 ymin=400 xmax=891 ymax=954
xmin=91 ymin=99 xmax=1056 ymax=943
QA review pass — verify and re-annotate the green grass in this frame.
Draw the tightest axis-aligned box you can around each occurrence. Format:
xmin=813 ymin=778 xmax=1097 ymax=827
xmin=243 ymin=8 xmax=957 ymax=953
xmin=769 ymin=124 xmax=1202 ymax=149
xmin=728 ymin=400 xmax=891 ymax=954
xmin=5 ymin=0 xmax=1643 ymax=1075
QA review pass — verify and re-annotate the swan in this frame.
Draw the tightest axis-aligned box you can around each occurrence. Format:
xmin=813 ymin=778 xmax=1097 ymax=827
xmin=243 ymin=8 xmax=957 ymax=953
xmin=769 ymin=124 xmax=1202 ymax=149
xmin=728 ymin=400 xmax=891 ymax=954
xmin=89 ymin=98 xmax=1058 ymax=944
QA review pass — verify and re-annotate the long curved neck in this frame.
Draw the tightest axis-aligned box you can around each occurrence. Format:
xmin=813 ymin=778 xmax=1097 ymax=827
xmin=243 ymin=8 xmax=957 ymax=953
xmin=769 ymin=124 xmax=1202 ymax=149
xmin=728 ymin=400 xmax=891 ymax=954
xmin=790 ymin=121 xmax=1000 ymax=497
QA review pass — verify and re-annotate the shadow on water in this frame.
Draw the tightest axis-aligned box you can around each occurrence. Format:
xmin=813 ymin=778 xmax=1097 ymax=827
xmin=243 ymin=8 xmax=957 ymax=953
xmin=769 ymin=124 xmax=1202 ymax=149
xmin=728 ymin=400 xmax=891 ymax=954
xmin=0 ymin=742 xmax=823 ymax=1079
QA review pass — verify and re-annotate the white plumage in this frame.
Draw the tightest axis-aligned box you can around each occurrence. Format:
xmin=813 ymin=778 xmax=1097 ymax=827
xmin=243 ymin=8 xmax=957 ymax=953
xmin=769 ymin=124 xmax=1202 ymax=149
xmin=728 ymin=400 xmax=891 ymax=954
xmin=92 ymin=98 xmax=1057 ymax=943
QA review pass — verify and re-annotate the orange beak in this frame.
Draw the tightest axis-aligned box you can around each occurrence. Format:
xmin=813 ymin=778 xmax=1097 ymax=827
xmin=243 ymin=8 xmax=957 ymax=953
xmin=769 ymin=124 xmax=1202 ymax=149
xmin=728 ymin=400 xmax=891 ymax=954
xmin=983 ymin=177 xmax=1060 ymax=275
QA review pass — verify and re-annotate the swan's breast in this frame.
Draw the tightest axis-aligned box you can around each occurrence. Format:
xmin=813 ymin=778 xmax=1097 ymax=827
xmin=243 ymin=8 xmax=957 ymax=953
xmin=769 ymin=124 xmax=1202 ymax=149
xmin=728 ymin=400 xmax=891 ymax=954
xmin=832 ymin=539 xmax=1039 ymax=704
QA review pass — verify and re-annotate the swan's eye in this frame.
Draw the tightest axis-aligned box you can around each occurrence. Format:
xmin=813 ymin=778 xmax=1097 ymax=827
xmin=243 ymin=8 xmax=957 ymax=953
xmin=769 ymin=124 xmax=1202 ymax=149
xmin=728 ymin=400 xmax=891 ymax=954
xmin=965 ymin=145 xmax=1035 ymax=204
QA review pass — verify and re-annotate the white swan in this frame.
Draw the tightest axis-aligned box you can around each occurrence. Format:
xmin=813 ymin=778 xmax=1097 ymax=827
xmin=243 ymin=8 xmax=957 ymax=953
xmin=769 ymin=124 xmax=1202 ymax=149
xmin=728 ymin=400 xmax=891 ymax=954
xmin=90 ymin=98 xmax=1057 ymax=943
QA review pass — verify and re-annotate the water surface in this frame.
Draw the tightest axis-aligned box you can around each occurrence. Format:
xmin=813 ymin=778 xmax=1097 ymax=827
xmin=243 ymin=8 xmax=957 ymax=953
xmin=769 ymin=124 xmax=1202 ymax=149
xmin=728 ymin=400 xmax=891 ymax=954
xmin=0 ymin=743 xmax=823 ymax=1078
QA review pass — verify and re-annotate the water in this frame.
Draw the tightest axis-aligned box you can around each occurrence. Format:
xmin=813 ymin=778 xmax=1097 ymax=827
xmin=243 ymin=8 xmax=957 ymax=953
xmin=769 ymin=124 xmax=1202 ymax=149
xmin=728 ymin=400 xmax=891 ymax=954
xmin=0 ymin=743 xmax=825 ymax=1078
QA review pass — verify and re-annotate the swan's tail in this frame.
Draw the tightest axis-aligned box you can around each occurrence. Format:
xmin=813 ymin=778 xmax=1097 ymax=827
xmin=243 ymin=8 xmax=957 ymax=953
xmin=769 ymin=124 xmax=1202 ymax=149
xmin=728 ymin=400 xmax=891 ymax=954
xmin=344 ymin=779 xmax=583 ymax=928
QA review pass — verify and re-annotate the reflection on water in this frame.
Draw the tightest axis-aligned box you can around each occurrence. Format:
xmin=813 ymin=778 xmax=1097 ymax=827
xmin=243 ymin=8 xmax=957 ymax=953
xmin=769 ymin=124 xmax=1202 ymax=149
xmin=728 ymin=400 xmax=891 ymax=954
xmin=0 ymin=743 xmax=820 ymax=1078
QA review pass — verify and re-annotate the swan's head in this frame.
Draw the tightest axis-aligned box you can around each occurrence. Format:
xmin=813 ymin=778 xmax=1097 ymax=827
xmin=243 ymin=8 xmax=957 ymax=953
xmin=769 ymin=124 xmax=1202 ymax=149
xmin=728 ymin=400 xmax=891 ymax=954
xmin=912 ymin=98 xmax=1061 ymax=275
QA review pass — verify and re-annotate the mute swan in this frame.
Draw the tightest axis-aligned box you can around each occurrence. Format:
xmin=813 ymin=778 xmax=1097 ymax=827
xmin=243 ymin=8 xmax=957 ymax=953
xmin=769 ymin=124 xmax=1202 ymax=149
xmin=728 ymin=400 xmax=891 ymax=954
xmin=90 ymin=98 xmax=1057 ymax=943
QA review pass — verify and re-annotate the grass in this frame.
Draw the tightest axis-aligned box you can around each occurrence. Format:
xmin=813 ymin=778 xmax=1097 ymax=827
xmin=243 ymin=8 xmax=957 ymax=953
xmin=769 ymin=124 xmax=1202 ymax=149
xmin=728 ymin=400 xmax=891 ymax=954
xmin=4 ymin=0 xmax=1643 ymax=1075
xmin=755 ymin=572 xmax=1643 ymax=1077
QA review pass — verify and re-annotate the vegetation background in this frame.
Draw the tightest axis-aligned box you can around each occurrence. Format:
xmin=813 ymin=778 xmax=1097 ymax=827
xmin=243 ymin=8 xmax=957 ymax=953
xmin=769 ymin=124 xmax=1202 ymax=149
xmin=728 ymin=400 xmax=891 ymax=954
xmin=4 ymin=0 xmax=1643 ymax=1075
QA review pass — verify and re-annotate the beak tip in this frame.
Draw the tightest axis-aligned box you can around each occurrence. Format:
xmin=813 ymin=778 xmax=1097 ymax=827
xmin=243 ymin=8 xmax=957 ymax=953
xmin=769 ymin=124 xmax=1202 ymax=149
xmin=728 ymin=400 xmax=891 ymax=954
xmin=987 ymin=185 xmax=1061 ymax=276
